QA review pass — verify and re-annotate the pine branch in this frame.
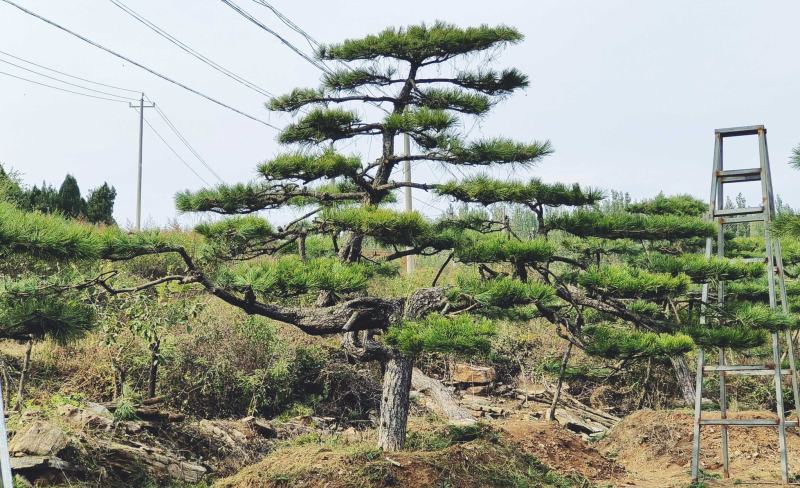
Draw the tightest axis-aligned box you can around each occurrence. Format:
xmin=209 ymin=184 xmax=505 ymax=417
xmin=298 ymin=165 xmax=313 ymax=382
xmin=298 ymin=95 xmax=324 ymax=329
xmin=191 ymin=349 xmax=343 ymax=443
xmin=318 ymin=22 xmax=523 ymax=64
xmin=435 ymin=175 xmax=602 ymax=207
xmin=176 ymin=183 xmax=364 ymax=214
xmin=547 ymin=210 xmax=715 ymax=241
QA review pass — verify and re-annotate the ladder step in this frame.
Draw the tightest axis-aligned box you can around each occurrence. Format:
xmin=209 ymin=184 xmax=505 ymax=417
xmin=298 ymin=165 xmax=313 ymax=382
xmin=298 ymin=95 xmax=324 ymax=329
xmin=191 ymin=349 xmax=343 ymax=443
xmin=716 ymin=125 xmax=765 ymax=137
xmin=700 ymin=419 xmax=797 ymax=427
xmin=717 ymin=168 xmax=762 ymax=183
xmin=704 ymin=365 xmax=791 ymax=376
xmin=717 ymin=214 xmax=765 ymax=224
xmin=714 ymin=206 xmax=764 ymax=217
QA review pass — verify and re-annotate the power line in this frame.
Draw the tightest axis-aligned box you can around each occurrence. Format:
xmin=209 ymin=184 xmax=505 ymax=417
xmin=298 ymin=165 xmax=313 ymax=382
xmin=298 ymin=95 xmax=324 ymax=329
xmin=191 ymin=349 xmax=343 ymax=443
xmin=0 ymin=0 xmax=280 ymax=130
xmin=413 ymin=195 xmax=445 ymax=214
xmin=249 ymin=0 xmax=320 ymax=49
xmin=108 ymin=0 xmax=274 ymax=98
xmin=0 ymin=56 xmax=138 ymax=101
xmin=0 ymin=68 xmax=131 ymax=104
xmin=219 ymin=0 xmax=332 ymax=74
xmin=244 ymin=0 xmax=391 ymax=117
xmin=139 ymin=112 xmax=213 ymax=186
xmin=147 ymin=97 xmax=225 ymax=183
xmin=0 ymin=48 xmax=140 ymax=95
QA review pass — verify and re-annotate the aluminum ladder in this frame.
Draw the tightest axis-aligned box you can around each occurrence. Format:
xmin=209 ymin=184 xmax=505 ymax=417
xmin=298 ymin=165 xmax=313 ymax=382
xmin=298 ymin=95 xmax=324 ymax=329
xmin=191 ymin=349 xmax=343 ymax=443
xmin=691 ymin=125 xmax=800 ymax=484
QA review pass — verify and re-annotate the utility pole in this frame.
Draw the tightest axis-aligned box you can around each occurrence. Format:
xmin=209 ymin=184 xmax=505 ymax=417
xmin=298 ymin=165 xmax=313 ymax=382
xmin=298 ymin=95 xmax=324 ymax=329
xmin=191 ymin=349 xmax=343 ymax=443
xmin=129 ymin=93 xmax=155 ymax=231
xmin=403 ymin=133 xmax=414 ymax=274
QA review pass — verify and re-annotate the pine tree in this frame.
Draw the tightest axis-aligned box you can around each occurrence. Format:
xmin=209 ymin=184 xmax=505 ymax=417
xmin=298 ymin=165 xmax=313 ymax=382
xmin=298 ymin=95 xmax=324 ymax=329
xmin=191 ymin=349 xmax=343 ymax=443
xmin=773 ymin=147 xmax=800 ymax=239
xmin=25 ymin=182 xmax=60 ymax=214
xmin=86 ymin=183 xmax=117 ymax=225
xmin=0 ymin=164 xmax=25 ymax=207
xmin=171 ymin=22 xmax=552 ymax=450
xmin=430 ymin=180 xmax=800 ymax=408
xmin=58 ymin=174 xmax=86 ymax=219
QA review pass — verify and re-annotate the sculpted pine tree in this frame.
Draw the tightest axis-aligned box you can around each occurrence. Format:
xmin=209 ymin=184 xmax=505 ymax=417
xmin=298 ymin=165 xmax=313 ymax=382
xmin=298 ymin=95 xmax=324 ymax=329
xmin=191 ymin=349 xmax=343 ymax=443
xmin=773 ymin=147 xmax=800 ymax=240
xmin=171 ymin=22 xmax=552 ymax=450
xmin=432 ymin=188 xmax=800 ymax=408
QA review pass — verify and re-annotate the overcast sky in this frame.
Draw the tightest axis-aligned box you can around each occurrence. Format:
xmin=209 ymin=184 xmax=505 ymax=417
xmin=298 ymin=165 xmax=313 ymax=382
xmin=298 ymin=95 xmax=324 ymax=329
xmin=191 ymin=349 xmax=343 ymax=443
xmin=1 ymin=0 xmax=798 ymax=228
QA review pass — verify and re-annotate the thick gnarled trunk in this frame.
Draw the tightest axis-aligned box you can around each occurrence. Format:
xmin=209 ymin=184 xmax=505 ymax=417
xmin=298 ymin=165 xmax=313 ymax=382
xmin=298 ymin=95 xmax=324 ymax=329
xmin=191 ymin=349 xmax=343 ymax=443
xmin=670 ymin=355 xmax=695 ymax=407
xmin=338 ymin=234 xmax=364 ymax=262
xmin=377 ymin=354 xmax=413 ymax=451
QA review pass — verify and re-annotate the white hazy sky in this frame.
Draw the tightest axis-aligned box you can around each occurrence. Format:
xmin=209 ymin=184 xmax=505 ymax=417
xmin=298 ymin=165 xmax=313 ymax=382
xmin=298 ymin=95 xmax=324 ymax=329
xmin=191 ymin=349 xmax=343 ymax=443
xmin=1 ymin=0 xmax=798 ymax=228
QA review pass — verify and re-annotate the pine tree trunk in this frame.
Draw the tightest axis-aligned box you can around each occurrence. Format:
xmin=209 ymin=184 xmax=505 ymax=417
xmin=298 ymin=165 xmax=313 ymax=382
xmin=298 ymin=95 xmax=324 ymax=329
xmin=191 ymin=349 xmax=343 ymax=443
xmin=14 ymin=338 xmax=32 ymax=412
xmin=670 ymin=355 xmax=695 ymax=407
xmin=339 ymin=234 xmax=364 ymax=262
xmin=377 ymin=354 xmax=413 ymax=451
xmin=147 ymin=338 xmax=161 ymax=399
xmin=512 ymin=259 xmax=528 ymax=282
xmin=547 ymin=342 xmax=572 ymax=421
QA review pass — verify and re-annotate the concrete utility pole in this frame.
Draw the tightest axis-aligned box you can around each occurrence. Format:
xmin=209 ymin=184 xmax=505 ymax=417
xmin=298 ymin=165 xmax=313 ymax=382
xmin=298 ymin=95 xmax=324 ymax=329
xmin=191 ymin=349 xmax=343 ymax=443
xmin=130 ymin=93 xmax=155 ymax=231
xmin=403 ymin=133 xmax=415 ymax=274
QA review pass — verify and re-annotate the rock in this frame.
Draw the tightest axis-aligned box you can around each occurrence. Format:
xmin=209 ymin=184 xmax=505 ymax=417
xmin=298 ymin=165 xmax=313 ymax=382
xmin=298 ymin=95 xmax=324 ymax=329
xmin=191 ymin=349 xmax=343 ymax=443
xmin=460 ymin=394 xmax=492 ymax=406
xmin=8 ymin=421 xmax=68 ymax=457
xmin=58 ymin=402 xmax=114 ymax=430
xmin=240 ymin=417 xmax=277 ymax=438
xmin=465 ymin=385 xmax=489 ymax=396
xmin=448 ymin=418 xmax=479 ymax=428
xmin=552 ymin=408 xmax=607 ymax=436
xmin=311 ymin=416 xmax=337 ymax=430
xmin=198 ymin=419 xmax=247 ymax=449
xmin=452 ymin=363 xmax=496 ymax=385
xmin=10 ymin=455 xmax=73 ymax=471
xmin=97 ymin=439 xmax=207 ymax=483
xmin=274 ymin=420 xmax=313 ymax=439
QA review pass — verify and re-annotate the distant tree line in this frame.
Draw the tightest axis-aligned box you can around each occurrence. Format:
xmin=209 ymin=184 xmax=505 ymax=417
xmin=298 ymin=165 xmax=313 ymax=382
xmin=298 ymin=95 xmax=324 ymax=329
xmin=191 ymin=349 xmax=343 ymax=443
xmin=0 ymin=164 xmax=116 ymax=225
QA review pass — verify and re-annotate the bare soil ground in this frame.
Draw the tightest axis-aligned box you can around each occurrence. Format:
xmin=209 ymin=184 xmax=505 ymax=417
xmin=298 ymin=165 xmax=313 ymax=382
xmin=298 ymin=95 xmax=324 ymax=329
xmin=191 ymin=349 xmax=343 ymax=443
xmin=215 ymin=409 xmax=800 ymax=487
xmin=599 ymin=409 xmax=800 ymax=487
xmin=500 ymin=419 xmax=625 ymax=482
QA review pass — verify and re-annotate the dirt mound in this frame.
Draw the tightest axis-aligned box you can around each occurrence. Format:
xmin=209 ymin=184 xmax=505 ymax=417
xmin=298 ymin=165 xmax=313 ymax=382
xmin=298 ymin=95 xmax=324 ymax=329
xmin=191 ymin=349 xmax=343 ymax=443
xmin=600 ymin=409 xmax=800 ymax=487
xmin=215 ymin=434 xmax=586 ymax=488
xmin=500 ymin=419 xmax=624 ymax=482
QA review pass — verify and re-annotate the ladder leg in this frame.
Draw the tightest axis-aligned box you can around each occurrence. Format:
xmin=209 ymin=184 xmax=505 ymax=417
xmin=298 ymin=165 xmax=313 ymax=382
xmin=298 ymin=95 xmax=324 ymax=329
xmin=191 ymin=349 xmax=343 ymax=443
xmin=719 ymin=347 xmax=729 ymax=478
xmin=785 ymin=330 xmax=800 ymax=425
xmin=772 ymin=332 xmax=790 ymax=483
xmin=692 ymin=348 xmax=705 ymax=482
xmin=775 ymin=239 xmax=800 ymax=424
xmin=0 ymin=375 xmax=12 ymax=488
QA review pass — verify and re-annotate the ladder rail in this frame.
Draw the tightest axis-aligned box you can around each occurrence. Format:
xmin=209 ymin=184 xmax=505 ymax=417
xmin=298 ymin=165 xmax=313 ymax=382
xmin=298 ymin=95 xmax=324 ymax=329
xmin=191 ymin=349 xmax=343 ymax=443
xmin=691 ymin=125 xmax=798 ymax=484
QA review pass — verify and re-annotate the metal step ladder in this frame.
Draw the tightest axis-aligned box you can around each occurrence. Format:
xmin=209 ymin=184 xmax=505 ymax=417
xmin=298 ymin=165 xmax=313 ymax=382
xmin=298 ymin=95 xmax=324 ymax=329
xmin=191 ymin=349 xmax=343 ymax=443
xmin=691 ymin=125 xmax=800 ymax=483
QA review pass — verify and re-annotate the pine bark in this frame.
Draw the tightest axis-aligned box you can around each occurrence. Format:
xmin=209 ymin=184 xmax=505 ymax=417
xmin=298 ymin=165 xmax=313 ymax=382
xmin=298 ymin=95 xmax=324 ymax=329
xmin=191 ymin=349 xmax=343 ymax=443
xmin=670 ymin=355 xmax=695 ymax=407
xmin=377 ymin=354 xmax=414 ymax=451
